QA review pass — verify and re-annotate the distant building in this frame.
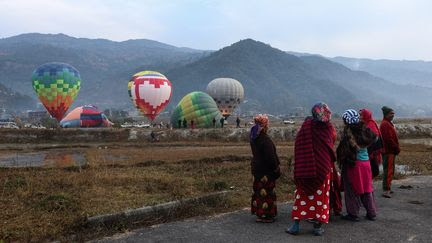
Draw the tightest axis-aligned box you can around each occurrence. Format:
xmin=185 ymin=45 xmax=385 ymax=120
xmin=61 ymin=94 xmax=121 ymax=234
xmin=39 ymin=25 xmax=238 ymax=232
xmin=28 ymin=110 xmax=49 ymax=120
xmin=0 ymin=113 xmax=13 ymax=122
xmin=293 ymin=107 xmax=305 ymax=117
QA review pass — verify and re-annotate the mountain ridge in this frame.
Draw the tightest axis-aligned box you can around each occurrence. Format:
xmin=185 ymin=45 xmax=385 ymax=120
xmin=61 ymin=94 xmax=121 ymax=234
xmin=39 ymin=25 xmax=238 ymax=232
xmin=0 ymin=33 xmax=431 ymax=117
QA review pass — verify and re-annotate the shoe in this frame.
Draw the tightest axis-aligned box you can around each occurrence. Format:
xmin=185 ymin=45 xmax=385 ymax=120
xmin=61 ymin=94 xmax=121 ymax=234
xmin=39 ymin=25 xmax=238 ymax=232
xmin=256 ymin=218 xmax=274 ymax=223
xmin=382 ymin=192 xmax=391 ymax=198
xmin=390 ymin=190 xmax=394 ymax=194
xmin=366 ymin=214 xmax=376 ymax=221
xmin=285 ymin=223 xmax=300 ymax=235
xmin=313 ymin=227 xmax=325 ymax=236
xmin=341 ymin=214 xmax=360 ymax=222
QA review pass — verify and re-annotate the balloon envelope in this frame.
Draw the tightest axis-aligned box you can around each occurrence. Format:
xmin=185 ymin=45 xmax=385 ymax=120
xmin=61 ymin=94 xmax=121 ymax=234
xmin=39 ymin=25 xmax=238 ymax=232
xmin=32 ymin=62 xmax=81 ymax=121
xmin=60 ymin=105 xmax=112 ymax=128
xmin=170 ymin=91 xmax=223 ymax=128
xmin=128 ymin=71 xmax=172 ymax=121
xmin=206 ymin=78 xmax=244 ymax=118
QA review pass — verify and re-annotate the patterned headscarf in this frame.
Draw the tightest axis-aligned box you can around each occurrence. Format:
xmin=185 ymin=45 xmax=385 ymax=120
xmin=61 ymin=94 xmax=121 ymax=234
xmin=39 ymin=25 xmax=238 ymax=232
xmin=250 ymin=114 xmax=269 ymax=141
xmin=311 ymin=102 xmax=332 ymax=122
xmin=254 ymin=114 xmax=269 ymax=128
xmin=342 ymin=109 xmax=360 ymax=124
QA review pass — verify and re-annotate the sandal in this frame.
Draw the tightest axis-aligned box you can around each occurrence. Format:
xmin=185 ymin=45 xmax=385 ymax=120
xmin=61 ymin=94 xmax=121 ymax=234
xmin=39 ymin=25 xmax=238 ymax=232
xmin=341 ymin=214 xmax=360 ymax=222
xmin=256 ymin=218 xmax=274 ymax=223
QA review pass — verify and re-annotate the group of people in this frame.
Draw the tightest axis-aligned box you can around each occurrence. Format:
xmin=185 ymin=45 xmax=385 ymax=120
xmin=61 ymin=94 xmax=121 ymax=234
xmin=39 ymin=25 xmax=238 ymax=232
xmin=249 ymin=103 xmax=400 ymax=236
xmin=177 ymin=116 xmax=243 ymax=129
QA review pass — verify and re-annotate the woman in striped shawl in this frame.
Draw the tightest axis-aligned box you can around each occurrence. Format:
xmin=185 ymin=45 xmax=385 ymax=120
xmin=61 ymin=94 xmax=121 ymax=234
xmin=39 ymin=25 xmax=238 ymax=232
xmin=286 ymin=103 xmax=337 ymax=236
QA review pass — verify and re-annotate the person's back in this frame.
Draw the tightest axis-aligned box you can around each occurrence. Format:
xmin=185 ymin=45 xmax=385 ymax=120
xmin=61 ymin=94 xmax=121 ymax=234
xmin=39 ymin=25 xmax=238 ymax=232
xmin=220 ymin=117 xmax=224 ymax=128
xmin=183 ymin=118 xmax=187 ymax=128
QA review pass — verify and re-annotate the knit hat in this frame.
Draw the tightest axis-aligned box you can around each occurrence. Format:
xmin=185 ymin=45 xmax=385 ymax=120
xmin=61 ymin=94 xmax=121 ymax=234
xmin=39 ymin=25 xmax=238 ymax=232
xmin=381 ymin=106 xmax=394 ymax=116
xmin=342 ymin=109 xmax=360 ymax=125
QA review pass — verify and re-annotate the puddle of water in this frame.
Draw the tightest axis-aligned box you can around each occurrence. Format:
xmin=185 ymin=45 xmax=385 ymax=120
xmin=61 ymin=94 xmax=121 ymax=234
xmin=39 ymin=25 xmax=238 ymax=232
xmin=379 ymin=164 xmax=417 ymax=175
xmin=0 ymin=152 xmax=86 ymax=168
xmin=401 ymin=138 xmax=432 ymax=146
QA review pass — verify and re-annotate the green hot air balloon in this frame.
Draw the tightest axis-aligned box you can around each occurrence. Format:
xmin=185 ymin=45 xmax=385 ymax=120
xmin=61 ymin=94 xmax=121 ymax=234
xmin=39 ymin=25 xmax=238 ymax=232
xmin=171 ymin=91 xmax=223 ymax=128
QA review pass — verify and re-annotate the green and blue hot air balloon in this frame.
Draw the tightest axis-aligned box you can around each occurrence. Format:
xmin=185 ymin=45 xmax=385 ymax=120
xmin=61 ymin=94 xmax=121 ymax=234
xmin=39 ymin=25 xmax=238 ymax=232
xmin=171 ymin=91 xmax=223 ymax=128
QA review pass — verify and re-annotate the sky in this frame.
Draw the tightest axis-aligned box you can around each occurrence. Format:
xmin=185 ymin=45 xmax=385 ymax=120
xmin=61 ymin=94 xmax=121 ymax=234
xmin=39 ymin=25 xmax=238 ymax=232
xmin=0 ymin=0 xmax=431 ymax=60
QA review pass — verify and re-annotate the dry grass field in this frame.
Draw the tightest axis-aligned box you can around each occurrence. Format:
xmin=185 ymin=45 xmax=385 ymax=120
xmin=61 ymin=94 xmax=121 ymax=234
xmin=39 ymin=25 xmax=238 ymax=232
xmin=0 ymin=140 xmax=431 ymax=241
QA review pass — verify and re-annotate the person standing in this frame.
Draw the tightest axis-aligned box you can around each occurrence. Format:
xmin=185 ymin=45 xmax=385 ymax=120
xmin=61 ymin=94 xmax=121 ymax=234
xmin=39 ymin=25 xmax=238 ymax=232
xmin=286 ymin=103 xmax=336 ymax=236
xmin=337 ymin=109 xmax=377 ymax=222
xmin=190 ymin=119 xmax=195 ymax=130
xmin=360 ymin=108 xmax=383 ymax=178
xmin=182 ymin=118 xmax=187 ymax=128
xmin=236 ymin=116 xmax=241 ymax=128
xmin=178 ymin=119 xmax=182 ymax=129
xmin=220 ymin=117 xmax=225 ymax=128
xmin=250 ymin=114 xmax=281 ymax=223
xmin=380 ymin=106 xmax=400 ymax=198
xmin=212 ymin=117 xmax=216 ymax=128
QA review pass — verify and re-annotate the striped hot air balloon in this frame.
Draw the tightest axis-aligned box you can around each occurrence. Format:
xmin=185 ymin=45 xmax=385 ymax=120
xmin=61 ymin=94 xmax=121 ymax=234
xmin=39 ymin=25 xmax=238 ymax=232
xmin=31 ymin=62 xmax=81 ymax=121
xmin=206 ymin=78 xmax=244 ymax=118
xmin=60 ymin=105 xmax=112 ymax=128
xmin=170 ymin=91 xmax=223 ymax=128
xmin=128 ymin=71 xmax=172 ymax=121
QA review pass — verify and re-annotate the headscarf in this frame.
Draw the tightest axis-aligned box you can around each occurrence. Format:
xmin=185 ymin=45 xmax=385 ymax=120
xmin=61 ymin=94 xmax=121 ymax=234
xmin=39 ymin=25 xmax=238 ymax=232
xmin=342 ymin=109 xmax=360 ymax=125
xmin=311 ymin=102 xmax=332 ymax=123
xmin=250 ymin=114 xmax=269 ymax=141
xmin=381 ymin=106 xmax=394 ymax=116
xmin=360 ymin=108 xmax=380 ymax=136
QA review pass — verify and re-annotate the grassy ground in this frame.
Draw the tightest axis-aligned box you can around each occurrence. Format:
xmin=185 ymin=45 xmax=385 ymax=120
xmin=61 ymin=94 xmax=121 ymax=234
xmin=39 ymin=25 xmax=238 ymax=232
xmin=0 ymin=141 xmax=431 ymax=241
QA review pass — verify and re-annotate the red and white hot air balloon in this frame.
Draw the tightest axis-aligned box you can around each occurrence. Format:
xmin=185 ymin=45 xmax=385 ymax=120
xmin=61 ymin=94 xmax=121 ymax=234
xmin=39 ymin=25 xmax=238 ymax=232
xmin=127 ymin=71 xmax=172 ymax=121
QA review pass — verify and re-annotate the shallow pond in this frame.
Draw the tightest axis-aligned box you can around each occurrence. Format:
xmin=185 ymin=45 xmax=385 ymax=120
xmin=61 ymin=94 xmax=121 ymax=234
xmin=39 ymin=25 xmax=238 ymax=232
xmin=0 ymin=151 xmax=86 ymax=168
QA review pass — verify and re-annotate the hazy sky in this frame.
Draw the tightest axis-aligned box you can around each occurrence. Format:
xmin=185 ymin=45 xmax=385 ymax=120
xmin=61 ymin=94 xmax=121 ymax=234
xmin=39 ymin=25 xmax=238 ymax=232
xmin=0 ymin=0 xmax=431 ymax=60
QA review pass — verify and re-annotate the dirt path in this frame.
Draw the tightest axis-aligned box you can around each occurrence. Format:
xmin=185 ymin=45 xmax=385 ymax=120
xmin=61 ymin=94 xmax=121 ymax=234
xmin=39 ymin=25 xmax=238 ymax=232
xmin=96 ymin=176 xmax=432 ymax=243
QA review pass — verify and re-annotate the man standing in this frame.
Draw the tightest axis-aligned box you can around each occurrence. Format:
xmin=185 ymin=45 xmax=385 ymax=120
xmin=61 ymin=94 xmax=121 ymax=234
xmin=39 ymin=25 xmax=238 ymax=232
xmin=236 ymin=116 xmax=241 ymax=128
xmin=380 ymin=106 xmax=400 ymax=198
xmin=182 ymin=118 xmax=187 ymax=128
xmin=212 ymin=117 xmax=216 ymax=128
xmin=220 ymin=117 xmax=225 ymax=128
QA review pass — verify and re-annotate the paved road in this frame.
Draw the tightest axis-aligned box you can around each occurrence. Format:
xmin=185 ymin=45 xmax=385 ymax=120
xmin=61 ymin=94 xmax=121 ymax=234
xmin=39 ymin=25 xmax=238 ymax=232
xmin=97 ymin=176 xmax=432 ymax=243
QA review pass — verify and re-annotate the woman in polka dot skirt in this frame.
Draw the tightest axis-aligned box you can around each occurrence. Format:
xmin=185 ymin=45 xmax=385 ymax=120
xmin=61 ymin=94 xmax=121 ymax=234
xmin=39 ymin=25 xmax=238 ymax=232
xmin=287 ymin=103 xmax=337 ymax=236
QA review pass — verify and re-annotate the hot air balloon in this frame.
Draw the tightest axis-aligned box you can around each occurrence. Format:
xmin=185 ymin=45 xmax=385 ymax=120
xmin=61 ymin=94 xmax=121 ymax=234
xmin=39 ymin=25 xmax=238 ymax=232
xmin=206 ymin=78 xmax=244 ymax=118
xmin=31 ymin=62 xmax=81 ymax=121
xmin=170 ymin=91 xmax=223 ymax=128
xmin=128 ymin=71 xmax=172 ymax=121
xmin=60 ymin=105 xmax=112 ymax=128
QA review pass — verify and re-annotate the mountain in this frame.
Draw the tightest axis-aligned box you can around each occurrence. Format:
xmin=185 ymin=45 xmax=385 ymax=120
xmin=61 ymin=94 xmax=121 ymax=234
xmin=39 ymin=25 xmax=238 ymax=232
xmin=1 ymin=33 xmax=431 ymax=117
xmin=165 ymin=39 xmax=373 ymax=115
xmin=331 ymin=57 xmax=432 ymax=88
xmin=0 ymin=82 xmax=34 ymax=110
xmin=0 ymin=33 xmax=210 ymax=109
xmin=299 ymin=55 xmax=432 ymax=109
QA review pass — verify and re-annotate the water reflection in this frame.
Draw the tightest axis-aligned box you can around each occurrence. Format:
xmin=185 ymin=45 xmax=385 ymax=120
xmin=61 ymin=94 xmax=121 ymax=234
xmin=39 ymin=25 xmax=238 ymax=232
xmin=401 ymin=138 xmax=432 ymax=146
xmin=0 ymin=152 xmax=86 ymax=168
